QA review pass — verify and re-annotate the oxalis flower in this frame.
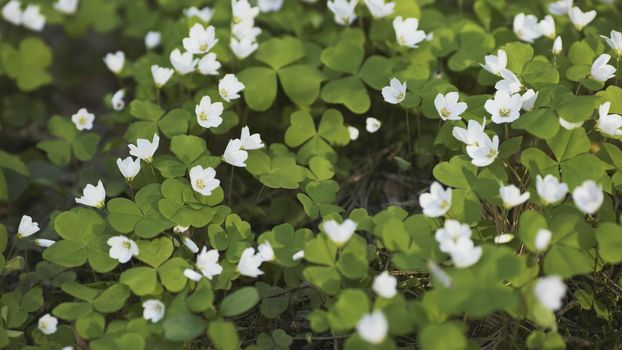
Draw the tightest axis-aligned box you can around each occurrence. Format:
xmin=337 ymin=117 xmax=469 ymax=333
xmin=128 ymin=134 xmax=159 ymax=163
xmin=499 ymin=184 xmax=530 ymax=209
xmin=230 ymin=37 xmax=258 ymax=59
xmin=572 ymin=180 xmax=603 ymax=215
xmin=364 ymin=0 xmax=394 ymax=18
xmin=2 ymin=1 xmax=22 ymax=25
xmin=601 ymin=30 xmax=622 ymax=57
xmin=196 ymin=246 xmax=223 ymax=279
xmin=322 ymin=219 xmax=357 ymax=246
xmin=485 ymin=90 xmax=522 ymax=124
xmin=435 ymin=220 xmax=472 ymax=253
xmin=240 ymin=126 xmax=264 ymax=150
xmin=54 ymin=0 xmax=78 ymax=15
xmin=237 ymin=247 xmax=264 ymax=277
xmin=75 ymin=180 xmax=106 ymax=208
xmin=466 ymin=132 xmax=499 ymax=167
xmin=103 ymin=51 xmax=125 ymax=75
xmin=453 ymin=118 xmax=486 ymax=147
xmin=257 ymin=241 xmax=275 ymax=262
xmin=116 ymin=156 xmax=141 ymax=181
xmin=145 ymin=31 xmax=161 ymax=49
xmin=393 ymin=16 xmax=426 ymax=48
xmin=536 ymin=175 xmax=568 ymax=205
xmin=447 ymin=237 xmax=482 ymax=268
xmin=151 ymin=65 xmax=174 ymax=88
xmin=513 ymin=13 xmax=541 ymax=43
xmin=195 ymin=95 xmax=224 ymax=129
xmin=182 ymin=237 xmax=199 ymax=253
xmin=521 ymin=89 xmax=539 ymax=112
xmin=327 ymin=0 xmax=357 ymax=26
xmin=480 ymin=49 xmax=507 ymax=76
xmin=534 ymin=276 xmax=567 ymax=311
xmin=381 ymin=77 xmax=406 ymax=104
xmin=434 ymin=92 xmax=467 ymax=121
xmin=552 ymin=36 xmax=563 ymax=55
xmin=495 ymin=69 xmax=523 ymax=94
xmin=223 ymin=138 xmax=248 ymax=167
xmin=590 ymin=54 xmax=616 ymax=83
xmin=258 ymin=0 xmax=284 ymax=13
xmin=596 ymin=101 xmax=622 ymax=137
xmin=197 ymin=53 xmax=221 ymax=76
xmin=17 ymin=215 xmax=40 ymax=238
xmin=107 ymin=235 xmax=139 ymax=263
xmin=71 ymin=108 xmax=95 ymax=131
xmin=419 ymin=181 xmax=452 ymax=218
xmin=372 ymin=271 xmax=397 ymax=298
xmin=38 ymin=314 xmax=58 ymax=335
xmin=568 ymin=6 xmax=596 ymax=31
xmin=111 ymin=89 xmax=125 ymax=111
xmin=356 ymin=311 xmax=388 ymax=345
xmin=189 ymin=165 xmax=220 ymax=196
xmin=535 ymin=229 xmax=553 ymax=252
xmin=142 ymin=299 xmax=165 ymax=323
xmin=219 ymin=74 xmax=245 ymax=102
xmin=183 ymin=23 xmax=218 ymax=54
xmin=232 ymin=0 xmax=259 ymax=24
xmin=537 ymin=15 xmax=556 ymax=39
xmin=21 ymin=4 xmax=45 ymax=31
xmin=169 ymin=49 xmax=198 ymax=75
xmin=366 ymin=117 xmax=382 ymax=133
xmin=184 ymin=6 xmax=214 ymax=23
xmin=548 ymin=0 xmax=572 ymax=16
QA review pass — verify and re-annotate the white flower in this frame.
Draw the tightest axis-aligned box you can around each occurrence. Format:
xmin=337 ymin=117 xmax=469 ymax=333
xmin=537 ymin=15 xmax=556 ymax=39
xmin=53 ymin=0 xmax=78 ymax=14
xmin=448 ymin=237 xmax=482 ymax=268
xmin=452 ymin=118 xmax=486 ymax=146
xmin=322 ymin=219 xmax=357 ymax=246
xmin=107 ymin=235 xmax=139 ymax=263
xmin=145 ymin=31 xmax=161 ymax=49
xmin=111 ymin=89 xmax=125 ymax=111
xmin=536 ymin=175 xmax=568 ymax=205
xmin=195 ymin=95 xmax=224 ymax=128
xmin=183 ymin=23 xmax=218 ymax=54
xmin=552 ymin=36 xmax=563 ymax=55
xmin=435 ymin=220 xmax=472 ymax=253
xmin=70 ymin=108 xmax=95 ymax=131
xmin=184 ymin=6 xmax=214 ymax=23
xmin=434 ymin=92 xmax=467 ymax=121
xmin=237 ymin=247 xmax=264 ymax=277
xmin=597 ymin=101 xmax=622 ymax=137
xmin=535 ymin=229 xmax=552 ymax=251
xmin=292 ymin=250 xmax=304 ymax=260
xmin=572 ymin=180 xmax=604 ymax=215
xmin=182 ymin=236 xmax=199 ymax=253
xmin=495 ymin=69 xmax=523 ymax=94
xmin=21 ymin=4 xmax=45 ymax=31
xmin=568 ymin=6 xmax=596 ymax=31
xmin=513 ymin=13 xmax=541 ymax=43
xmin=230 ymin=37 xmax=259 ymax=59
xmin=38 ymin=314 xmax=58 ymax=335
xmin=128 ymin=134 xmax=160 ymax=163
xmin=590 ymin=54 xmax=616 ymax=83
xmin=183 ymin=268 xmax=203 ymax=281
xmin=196 ymin=247 xmax=223 ymax=279
xmin=2 ymin=1 xmax=22 ymax=25
xmin=601 ymin=30 xmax=622 ymax=57
xmin=521 ymin=89 xmax=539 ymax=112
xmin=240 ymin=126 xmax=264 ymax=150
xmin=103 ymin=51 xmax=125 ymax=75
xmin=197 ymin=53 xmax=221 ymax=75
xmin=75 ymin=180 xmax=106 ymax=208
xmin=419 ymin=182 xmax=452 ymax=218
xmin=499 ymin=184 xmax=530 ymax=209
xmin=393 ymin=16 xmax=426 ymax=48
xmin=381 ymin=77 xmax=407 ymax=104
xmin=219 ymin=74 xmax=245 ymax=102
xmin=232 ymin=0 xmax=260 ymax=23
xmin=170 ymin=49 xmax=198 ymax=75
xmin=480 ymin=49 xmax=507 ymax=76
xmin=258 ymin=0 xmax=284 ymax=12
xmin=548 ymin=0 xmax=572 ymax=16
xmin=17 ymin=215 xmax=40 ymax=238
xmin=34 ymin=239 xmax=56 ymax=248
xmin=223 ymin=139 xmax=248 ymax=167
xmin=364 ymin=0 xmax=394 ymax=18
xmin=189 ymin=165 xmax=220 ymax=196
xmin=151 ymin=65 xmax=174 ymax=88
xmin=142 ymin=299 xmax=165 ymax=323
xmin=534 ymin=276 xmax=567 ymax=311
xmin=174 ymin=225 xmax=190 ymax=234
xmin=559 ymin=117 xmax=583 ymax=130
xmin=372 ymin=271 xmax=397 ymax=298
xmin=348 ymin=126 xmax=359 ymax=141
xmin=327 ymin=0 xmax=357 ymax=26
xmin=366 ymin=117 xmax=382 ymax=133
xmin=356 ymin=311 xmax=388 ymax=345
xmin=257 ymin=242 xmax=275 ymax=261
xmin=231 ymin=20 xmax=262 ymax=41
xmin=485 ymin=90 xmax=522 ymax=124
xmin=466 ymin=132 xmax=499 ymax=167
xmin=494 ymin=233 xmax=515 ymax=244
xmin=116 ymin=156 xmax=141 ymax=181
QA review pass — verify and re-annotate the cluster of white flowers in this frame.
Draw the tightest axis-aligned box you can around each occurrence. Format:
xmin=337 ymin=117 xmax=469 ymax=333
xmin=115 ymin=133 xmax=161 ymax=183
xmin=230 ymin=0 xmax=261 ymax=59
xmin=183 ymin=246 xmax=224 ymax=281
xmin=2 ymin=0 xmax=46 ymax=31
xmin=435 ymin=220 xmax=482 ymax=268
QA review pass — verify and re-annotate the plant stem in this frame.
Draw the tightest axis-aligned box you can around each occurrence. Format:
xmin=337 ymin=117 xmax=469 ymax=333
xmin=228 ymin=165 xmax=235 ymax=206
xmin=405 ymin=108 xmax=413 ymax=159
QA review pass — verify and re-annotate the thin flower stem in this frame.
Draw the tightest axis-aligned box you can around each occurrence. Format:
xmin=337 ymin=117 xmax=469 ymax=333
xmin=228 ymin=165 xmax=235 ymax=206
xmin=156 ymin=88 xmax=161 ymax=106
xmin=405 ymin=108 xmax=413 ymax=158
xmin=575 ymin=81 xmax=583 ymax=95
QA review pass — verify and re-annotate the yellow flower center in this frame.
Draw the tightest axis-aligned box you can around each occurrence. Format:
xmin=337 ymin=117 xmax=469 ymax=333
xmin=199 ymin=112 xmax=208 ymax=121
xmin=122 ymin=241 xmax=131 ymax=249
xmin=196 ymin=179 xmax=206 ymax=189
xmin=199 ymin=43 xmax=209 ymax=52
xmin=78 ymin=116 xmax=87 ymax=125
xmin=487 ymin=149 xmax=498 ymax=159
xmin=220 ymin=89 xmax=228 ymax=98
xmin=499 ymin=108 xmax=510 ymax=118
xmin=440 ymin=108 xmax=451 ymax=118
